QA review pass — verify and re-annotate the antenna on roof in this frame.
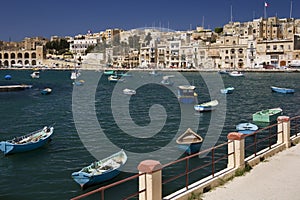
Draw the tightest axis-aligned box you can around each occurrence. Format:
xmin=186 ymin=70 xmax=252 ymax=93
xmin=290 ymin=1 xmax=293 ymax=18
xmin=230 ymin=5 xmax=233 ymax=23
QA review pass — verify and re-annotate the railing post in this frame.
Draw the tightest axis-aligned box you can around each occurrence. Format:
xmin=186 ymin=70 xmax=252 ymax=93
xmin=138 ymin=160 xmax=162 ymax=200
xmin=277 ymin=116 xmax=291 ymax=149
xmin=227 ymin=132 xmax=245 ymax=169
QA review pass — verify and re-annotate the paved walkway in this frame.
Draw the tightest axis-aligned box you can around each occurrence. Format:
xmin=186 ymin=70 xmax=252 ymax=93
xmin=202 ymin=144 xmax=300 ymax=200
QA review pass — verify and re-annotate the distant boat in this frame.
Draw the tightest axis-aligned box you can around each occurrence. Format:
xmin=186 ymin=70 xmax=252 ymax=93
xmin=0 ymin=126 xmax=54 ymax=155
xmin=71 ymin=149 xmax=127 ymax=189
xmin=194 ymin=100 xmax=219 ymax=112
xmin=108 ymin=75 xmax=124 ymax=82
xmin=41 ymin=88 xmax=52 ymax=95
xmin=161 ymin=75 xmax=174 ymax=86
xmin=236 ymin=123 xmax=258 ymax=134
xmin=220 ymin=87 xmax=234 ymax=94
xmin=30 ymin=71 xmax=40 ymax=79
xmin=104 ymin=70 xmax=115 ymax=76
xmin=271 ymin=86 xmax=295 ymax=94
xmin=218 ymin=70 xmax=228 ymax=74
xmin=252 ymin=107 xmax=283 ymax=123
xmin=178 ymin=85 xmax=198 ymax=104
xmin=176 ymin=128 xmax=203 ymax=154
xmin=123 ymin=88 xmax=136 ymax=95
xmin=73 ymin=80 xmax=85 ymax=86
xmin=149 ymin=70 xmax=162 ymax=76
xmin=0 ymin=84 xmax=32 ymax=92
xmin=228 ymin=71 xmax=244 ymax=77
xmin=4 ymin=75 xmax=12 ymax=80
xmin=71 ymin=70 xmax=81 ymax=80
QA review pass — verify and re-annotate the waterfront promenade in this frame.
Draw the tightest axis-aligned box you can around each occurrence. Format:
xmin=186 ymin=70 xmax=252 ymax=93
xmin=202 ymin=143 xmax=300 ymax=200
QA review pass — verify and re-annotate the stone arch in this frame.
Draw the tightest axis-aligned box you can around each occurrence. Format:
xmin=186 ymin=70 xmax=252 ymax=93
xmin=0 ymin=53 xmax=2 ymax=59
xmin=17 ymin=60 xmax=23 ymax=64
xmin=238 ymin=48 xmax=243 ymax=54
xmin=280 ymin=60 xmax=286 ymax=66
xmin=25 ymin=60 xmax=30 ymax=65
xmin=230 ymin=49 xmax=235 ymax=54
xmin=32 ymin=60 xmax=36 ymax=65
xmin=11 ymin=53 xmax=16 ymax=59
xmin=238 ymin=59 xmax=244 ymax=67
xmin=4 ymin=60 xmax=9 ymax=66
xmin=17 ymin=53 xmax=22 ymax=59
xmin=24 ymin=52 xmax=30 ymax=59
xmin=4 ymin=53 xmax=9 ymax=59
xmin=11 ymin=60 xmax=16 ymax=65
xmin=32 ymin=52 xmax=36 ymax=58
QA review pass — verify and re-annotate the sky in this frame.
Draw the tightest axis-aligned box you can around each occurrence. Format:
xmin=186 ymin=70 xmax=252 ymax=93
xmin=0 ymin=0 xmax=298 ymax=41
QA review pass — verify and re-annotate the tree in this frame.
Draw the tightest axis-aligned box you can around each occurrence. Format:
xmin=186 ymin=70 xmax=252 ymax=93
xmin=45 ymin=38 xmax=70 ymax=55
xmin=144 ymin=33 xmax=152 ymax=46
xmin=85 ymin=45 xmax=95 ymax=54
xmin=214 ymin=27 xmax=223 ymax=34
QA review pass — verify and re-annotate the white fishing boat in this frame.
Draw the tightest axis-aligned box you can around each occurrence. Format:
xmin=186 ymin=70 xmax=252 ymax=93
xmin=123 ymin=88 xmax=136 ymax=95
xmin=228 ymin=71 xmax=244 ymax=77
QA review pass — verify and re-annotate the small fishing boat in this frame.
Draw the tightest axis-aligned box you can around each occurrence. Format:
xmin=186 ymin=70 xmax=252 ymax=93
xmin=194 ymin=100 xmax=219 ymax=112
xmin=73 ymin=80 xmax=85 ymax=86
xmin=228 ymin=71 xmax=244 ymax=77
xmin=123 ymin=88 xmax=136 ymax=95
xmin=177 ymin=85 xmax=198 ymax=104
xmin=71 ymin=70 xmax=81 ymax=80
xmin=149 ymin=70 xmax=162 ymax=76
xmin=104 ymin=70 xmax=115 ymax=76
xmin=30 ymin=71 xmax=40 ymax=79
xmin=41 ymin=88 xmax=52 ymax=95
xmin=218 ymin=70 xmax=228 ymax=74
xmin=271 ymin=86 xmax=295 ymax=94
xmin=236 ymin=123 xmax=258 ymax=134
xmin=108 ymin=75 xmax=124 ymax=82
xmin=161 ymin=75 xmax=174 ymax=86
xmin=0 ymin=126 xmax=54 ymax=155
xmin=220 ymin=87 xmax=234 ymax=94
xmin=252 ymin=107 xmax=283 ymax=123
xmin=176 ymin=128 xmax=203 ymax=154
xmin=4 ymin=75 xmax=12 ymax=80
xmin=71 ymin=149 xmax=127 ymax=188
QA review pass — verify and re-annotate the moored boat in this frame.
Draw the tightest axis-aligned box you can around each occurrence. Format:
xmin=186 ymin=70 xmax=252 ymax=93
xmin=123 ymin=88 xmax=136 ymax=95
xmin=271 ymin=86 xmax=295 ymax=94
xmin=176 ymin=128 xmax=203 ymax=154
xmin=220 ymin=87 xmax=234 ymax=94
xmin=73 ymin=80 xmax=85 ymax=86
xmin=228 ymin=71 xmax=244 ymax=77
xmin=177 ymin=85 xmax=197 ymax=104
xmin=104 ymin=70 xmax=115 ymax=76
xmin=0 ymin=126 xmax=54 ymax=155
xmin=30 ymin=71 xmax=40 ymax=79
xmin=161 ymin=75 xmax=174 ymax=86
xmin=236 ymin=123 xmax=258 ymax=134
xmin=194 ymin=100 xmax=219 ymax=112
xmin=41 ymin=88 xmax=52 ymax=95
xmin=108 ymin=75 xmax=124 ymax=82
xmin=252 ymin=107 xmax=283 ymax=123
xmin=71 ymin=149 xmax=127 ymax=188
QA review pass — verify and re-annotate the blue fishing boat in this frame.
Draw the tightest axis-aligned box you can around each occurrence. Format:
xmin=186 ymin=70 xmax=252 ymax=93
xmin=0 ymin=126 xmax=54 ymax=155
xmin=72 ymin=149 xmax=127 ymax=189
xmin=104 ymin=70 xmax=115 ymax=75
xmin=177 ymin=85 xmax=197 ymax=104
xmin=220 ymin=87 xmax=234 ymax=94
xmin=176 ymin=128 xmax=203 ymax=154
xmin=236 ymin=123 xmax=258 ymax=134
xmin=194 ymin=100 xmax=219 ymax=112
xmin=73 ymin=80 xmax=85 ymax=86
xmin=271 ymin=86 xmax=295 ymax=94
xmin=4 ymin=75 xmax=12 ymax=80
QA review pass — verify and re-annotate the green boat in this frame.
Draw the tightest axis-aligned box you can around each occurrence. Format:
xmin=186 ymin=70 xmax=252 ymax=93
xmin=252 ymin=108 xmax=283 ymax=123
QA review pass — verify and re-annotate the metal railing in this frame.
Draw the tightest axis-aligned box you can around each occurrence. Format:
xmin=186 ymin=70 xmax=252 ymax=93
xmin=70 ymin=172 xmax=145 ymax=200
xmin=290 ymin=116 xmax=300 ymax=137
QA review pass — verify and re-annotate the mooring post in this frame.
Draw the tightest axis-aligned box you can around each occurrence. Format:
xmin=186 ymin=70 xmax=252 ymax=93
xmin=277 ymin=116 xmax=291 ymax=148
xmin=227 ymin=132 xmax=246 ymax=169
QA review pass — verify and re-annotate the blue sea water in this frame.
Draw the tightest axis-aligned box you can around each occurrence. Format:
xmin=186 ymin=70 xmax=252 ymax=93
xmin=0 ymin=70 xmax=299 ymax=199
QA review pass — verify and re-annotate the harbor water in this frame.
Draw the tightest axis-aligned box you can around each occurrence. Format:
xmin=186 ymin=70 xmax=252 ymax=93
xmin=0 ymin=70 xmax=299 ymax=200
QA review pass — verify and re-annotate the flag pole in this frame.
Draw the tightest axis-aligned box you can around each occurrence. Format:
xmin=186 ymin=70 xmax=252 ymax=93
xmin=290 ymin=1 xmax=293 ymax=19
xmin=264 ymin=3 xmax=267 ymax=19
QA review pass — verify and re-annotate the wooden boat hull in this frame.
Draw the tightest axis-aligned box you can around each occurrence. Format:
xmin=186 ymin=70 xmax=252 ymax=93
xmin=271 ymin=86 xmax=295 ymax=94
xmin=252 ymin=108 xmax=283 ymax=123
xmin=176 ymin=128 xmax=203 ymax=154
xmin=194 ymin=100 xmax=218 ymax=112
xmin=178 ymin=143 xmax=201 ymax=155
xmin=0 ymin=126 xmax=54 ymax=155
xmin=71 ymin=150 xmax=127 ymax=188
xmin=220 ymin=87 xmax=234 ymax=94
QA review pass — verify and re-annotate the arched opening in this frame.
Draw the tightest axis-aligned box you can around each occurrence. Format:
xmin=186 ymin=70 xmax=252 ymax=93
xmin=0 ymin=53 xmax=2 ymax=59
xmin=238 ymin=48 xmax=243 ymax=54
xmin=238 ymin=59 xmax=244 ymax=68
xmin=0 ymin=61 xmax=2 ymax=66
xmin=17 ymin=53 xmax=22 ymax=59
xmin=11 ymin=53 xmax=16 ymax=59
xmin=17 ymin=60 xmax=23 ymax=64
xmin=230 ymin=49 xmax=235 ymax=54
xmin=4 ymin=60 xmax=9 ymax=66
xmin=25 ymin=60 xmax=30 ymax=65
xmin=32 ymin=60 xmax=36 ymax=65
xmin=11 ymin=60 xmax=16 ymax=66
xmin=24 ymin=52 xmax=30 ymax=59
xmin=32 ymin=52 xmax=36 ymax=58
xmin=4 ymin=53 xmax=9 ymax=59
